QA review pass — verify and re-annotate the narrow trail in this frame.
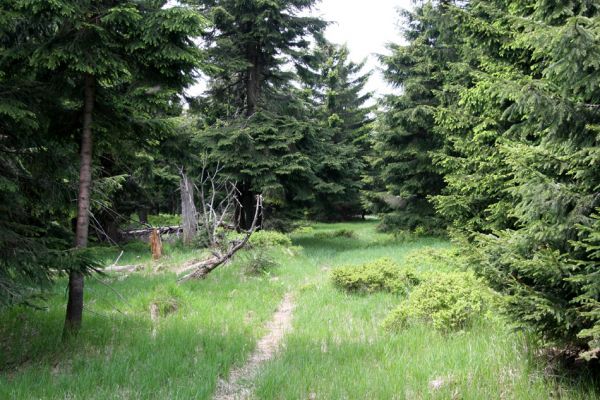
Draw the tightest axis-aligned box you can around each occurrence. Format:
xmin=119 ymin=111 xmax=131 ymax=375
xmin=213 ymin=292 xmax=296 ymax=400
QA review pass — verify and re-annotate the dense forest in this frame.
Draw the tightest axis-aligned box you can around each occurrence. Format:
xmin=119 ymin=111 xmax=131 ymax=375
xmin=1 ymin=0 xmax=599 ymax=398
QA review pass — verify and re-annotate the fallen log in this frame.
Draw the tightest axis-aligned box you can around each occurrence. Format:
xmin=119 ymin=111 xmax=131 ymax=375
xmin=120 ymin=225 xmax=182 ymax=238
xmin=178 ymin=196 xmax=262 ymax=283
xmin=104 ymin=264 xmax=143 ymax=273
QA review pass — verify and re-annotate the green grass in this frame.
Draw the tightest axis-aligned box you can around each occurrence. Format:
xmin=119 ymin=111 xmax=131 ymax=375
xmin=0 ymin=251 xmax=286 ymax=399
xmin=1 ymin=221 xmax=598 ymax=399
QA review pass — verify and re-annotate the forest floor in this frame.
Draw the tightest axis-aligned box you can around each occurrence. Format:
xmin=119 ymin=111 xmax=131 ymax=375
xmin=0 ymin=221 xmax=598 ymax=399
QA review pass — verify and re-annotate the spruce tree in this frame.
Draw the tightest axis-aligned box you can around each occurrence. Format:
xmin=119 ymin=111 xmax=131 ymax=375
xmin=1 ymin=0 xmax=206 ymax=335
xmin=190 ymin=0 xmax=327 ymax=229
xmin=298 ymin=41 xmax=373 ymax=220
xmin=434 ymin=0 xmax=600 ymax=350
xmin=373 ymin=1 xmax=458 ymax=233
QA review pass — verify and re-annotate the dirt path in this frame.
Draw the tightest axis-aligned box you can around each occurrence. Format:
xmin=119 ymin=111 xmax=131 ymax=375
xmin=213 ymin=292 xmax=296 ymax=400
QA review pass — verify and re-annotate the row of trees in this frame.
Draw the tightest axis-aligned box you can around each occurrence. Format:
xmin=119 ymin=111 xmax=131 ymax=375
xmin=374 ymin=0 xmax=599 ymax=353
xmin=3 ymin=0 xmax=597 ymax=359
xmin=0 ymin=0 xmax=373 ymax=336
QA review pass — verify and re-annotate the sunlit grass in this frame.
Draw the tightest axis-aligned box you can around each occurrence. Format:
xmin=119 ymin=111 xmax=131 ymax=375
xmin=0 ymin=249 xmax=286 ymax=399
xmin=1 ymin=221 xmax=598 ymax=399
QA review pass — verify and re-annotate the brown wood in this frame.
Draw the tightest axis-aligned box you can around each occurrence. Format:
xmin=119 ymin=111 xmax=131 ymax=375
xmin=180 ymin=170 xmax=198 ymax=245
xmin=63 ymin=73 xmax=95 ymax=339
xmin=150 ymin=228 xmax=162 ymax=260
xmin=178 ymin=195 xmax=263 ymax=283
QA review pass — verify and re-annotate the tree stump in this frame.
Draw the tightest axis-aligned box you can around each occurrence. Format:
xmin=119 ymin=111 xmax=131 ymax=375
xmin=150 ymin=228 xmax=162 ymax=260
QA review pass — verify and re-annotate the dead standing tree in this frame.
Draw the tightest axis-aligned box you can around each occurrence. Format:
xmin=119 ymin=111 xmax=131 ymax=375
xmin=178 ymin=194 xmax=263 ymax=282
xmin=179 ymin=167 xmax=198 ymax=246
xmin=196 ymin=160 xmax=238 ymax=247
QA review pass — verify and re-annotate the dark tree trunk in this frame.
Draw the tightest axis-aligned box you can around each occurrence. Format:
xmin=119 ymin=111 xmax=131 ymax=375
xmin=238 ymin=47 xmax=262 ymax=230
xmin=96 ymin=210 xmax=121 ymax=243
xmin=138 ymin=207 xmax=148 ymax=225
xmin=180 ymin=171 xmax=197 ymax=245
xmin=63 ymin=73 xmax=95 ymax=339
xmin=236 ymin=182 xmax=262 ymax=231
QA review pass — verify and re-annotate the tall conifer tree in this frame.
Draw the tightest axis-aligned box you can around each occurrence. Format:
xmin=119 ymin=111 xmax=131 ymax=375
xmin=298 ymin=41 xmax=373 ymax=220
xmin=434 ymin=0 xmax=600 ymax=349
xmin=374 ymin=1 xmax=458 ymax=233
xmin=191 ymin=0 xmax=327 ymax=229
xmin=2 ymin=0 xmax=206 ymax=335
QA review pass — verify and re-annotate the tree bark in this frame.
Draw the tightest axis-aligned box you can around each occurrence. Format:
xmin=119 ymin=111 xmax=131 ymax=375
xmin=138 ymin=207 xmax=148 ymax=225
xmin=246 ymin=54 xmax=260 ymax=117
xmin=63 ymin=73 xmax=95 ymax=339
xmin=236 ymin=182 xmax=262 ymax=231
xmin=180 ymin=170 xmax=198 ymax=245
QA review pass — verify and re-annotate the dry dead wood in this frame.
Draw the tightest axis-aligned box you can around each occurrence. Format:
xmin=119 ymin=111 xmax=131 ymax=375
xmin=104 ymin=264 xmax=143 ymax=273
xmin=178 ymin=195 xmax=263 ymax=283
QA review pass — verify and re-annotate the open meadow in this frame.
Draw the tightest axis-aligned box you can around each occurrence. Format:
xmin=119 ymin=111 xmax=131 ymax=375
xmin=1 ymin=222 xmax=597 ymax=399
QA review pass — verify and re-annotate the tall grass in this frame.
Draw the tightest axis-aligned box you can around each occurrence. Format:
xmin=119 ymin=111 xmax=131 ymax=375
xmin=255 ymin=222 xmax=599 ymax=399
xmin=1 ymin=221 xmax=597 ymax=399
xmin=0 ymin=251 xmax=285 ymax=399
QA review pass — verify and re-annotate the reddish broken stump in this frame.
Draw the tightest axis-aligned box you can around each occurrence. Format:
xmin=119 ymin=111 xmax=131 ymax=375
xmin=150 ymin=228 xmax=162 ymax=260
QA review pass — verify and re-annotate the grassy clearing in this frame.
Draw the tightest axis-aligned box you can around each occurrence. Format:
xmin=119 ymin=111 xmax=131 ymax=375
xmin=1 ymin=221 xmax=598 ymax=399
xmin=0 ymin=246 xmax=286 ymax=399
xmin=257 ymin=222 xmax=599 ymax=400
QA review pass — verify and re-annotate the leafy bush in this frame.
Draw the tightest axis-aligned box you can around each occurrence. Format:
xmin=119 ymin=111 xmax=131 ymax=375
xmin=240 ymin=249 xmax=279 ymax=275
xmin=249 ymin=230 xmax=292 ymax=248
xmin=331 ymin=258 xmax=420 ymax=295
xmin=147 ymin=214 xmax=181 ymax=227
xmin=382 ymin=272 xmax=493 ymax=332
xmin=315 ymin=229 xmax=355 ymax=239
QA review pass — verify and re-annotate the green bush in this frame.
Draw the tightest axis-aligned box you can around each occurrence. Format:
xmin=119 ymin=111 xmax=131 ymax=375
xmin=147 ymin=213 xmax=181 ymax=227
xmin=292 ymin=226 xmax=315 ymax=235
xmin=331 ymin=258 xmax=420 ymax=295
xmin=314 ymin=229 xmax=355 ymax=239
xmin=249 ymin=230 xmax=292 ymax=248
xmin=240 ymin=249 xmax=279 ymax=275
xmin=382 ymin=272 xmax=493 ymax=332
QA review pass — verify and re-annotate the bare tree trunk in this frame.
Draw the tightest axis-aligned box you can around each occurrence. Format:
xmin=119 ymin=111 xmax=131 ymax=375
xmin=236 ymin=182 xmax=263 ymax=231
xmin=138 ymin=207 xmax=148 ymax=225
xmin=180 ymin=170 xmax=198 ymax=245
xmin=63 ymin=73 xmax=95 ymax=339
xmin=150 ymin=228 xmax=162 ymax=260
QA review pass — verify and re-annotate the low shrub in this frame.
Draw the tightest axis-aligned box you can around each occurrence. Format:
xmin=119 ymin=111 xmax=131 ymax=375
xmin=292 ymin=226 xmax=315 ymax=235
xmin=240 ymin=249 xmax=279 ymax=275
xmin=382 ymin=271 xmax=493 ymax=332
xmin=315 ymin=229 xmax=356 ymax=239
xmin=331 ymin=258 xmax=420 ymax=295
xmin=249 ymin=230 xmax=292 ymax=248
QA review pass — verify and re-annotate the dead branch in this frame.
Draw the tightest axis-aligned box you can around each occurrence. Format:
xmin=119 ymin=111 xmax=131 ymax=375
xmin=178 ymin=195 xmax=263 ymax=283
xmin=104 ymin=264 xmax=143 ymax=273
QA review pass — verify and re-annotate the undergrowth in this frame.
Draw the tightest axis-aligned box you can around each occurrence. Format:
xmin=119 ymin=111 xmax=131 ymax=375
xmin=383 ymin=271 xmax=496 ymax=332
xmin=331 ymin=258 xmax=420 ymax=295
